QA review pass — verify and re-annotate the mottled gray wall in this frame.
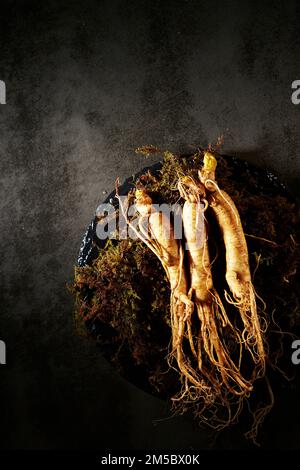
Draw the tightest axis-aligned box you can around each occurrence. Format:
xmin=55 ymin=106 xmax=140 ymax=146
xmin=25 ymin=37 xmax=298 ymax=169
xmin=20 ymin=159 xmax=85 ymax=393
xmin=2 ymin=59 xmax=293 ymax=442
xmin=0 ymin=0 xmax=299 ymax=449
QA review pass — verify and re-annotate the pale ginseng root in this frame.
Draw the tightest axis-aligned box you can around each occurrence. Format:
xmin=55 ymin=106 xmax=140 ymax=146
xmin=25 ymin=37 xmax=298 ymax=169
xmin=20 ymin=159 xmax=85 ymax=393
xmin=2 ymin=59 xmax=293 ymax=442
xmin=136 ymin=190 xmax=218 ymax=400
xmin=116 ymin=185 xmax=213 ymax=401
xmin=178 ymin=172 xmax=271 ymax=438
xmin=178 ymin=177 xmax=253 ymax=398
xmin=199 ymin=152 xmax=267 ymax=379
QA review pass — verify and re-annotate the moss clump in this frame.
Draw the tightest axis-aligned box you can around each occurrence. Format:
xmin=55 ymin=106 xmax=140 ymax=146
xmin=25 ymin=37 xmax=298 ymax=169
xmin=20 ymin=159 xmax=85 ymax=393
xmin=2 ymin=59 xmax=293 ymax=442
xmin=71 ymin=150 xmax=300 ymax=399
xmin=71 ymin=238 xmax=176 ymax=395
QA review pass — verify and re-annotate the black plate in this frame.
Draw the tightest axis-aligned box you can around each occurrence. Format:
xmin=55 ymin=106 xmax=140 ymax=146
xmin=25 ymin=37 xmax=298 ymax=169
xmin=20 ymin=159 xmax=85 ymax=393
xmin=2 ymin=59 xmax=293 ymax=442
xmin=76 ymin=154 xmax=295 ymax=397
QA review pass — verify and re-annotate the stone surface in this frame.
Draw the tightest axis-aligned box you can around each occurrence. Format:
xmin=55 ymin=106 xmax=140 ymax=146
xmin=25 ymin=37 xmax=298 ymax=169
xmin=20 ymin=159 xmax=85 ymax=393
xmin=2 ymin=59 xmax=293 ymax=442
xmin=0 ymin=0 xmax=299 ymax=449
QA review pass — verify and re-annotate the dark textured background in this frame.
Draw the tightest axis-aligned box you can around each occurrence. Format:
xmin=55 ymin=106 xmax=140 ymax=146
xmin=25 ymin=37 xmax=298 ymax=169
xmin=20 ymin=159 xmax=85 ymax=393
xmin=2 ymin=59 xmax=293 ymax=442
xmin=0 ymin=0 xmax=299 ymax=450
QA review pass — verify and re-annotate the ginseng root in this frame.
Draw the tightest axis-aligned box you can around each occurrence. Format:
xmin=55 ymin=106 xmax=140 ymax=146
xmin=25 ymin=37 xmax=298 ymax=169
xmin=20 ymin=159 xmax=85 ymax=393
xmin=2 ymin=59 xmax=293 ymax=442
xmin=116 ymin=184 xmax=212 ymax=397
xmin=178 ymin=176 xmax=253 ymax=398
xmin=199 ymin=152 xmax=267 ymax=379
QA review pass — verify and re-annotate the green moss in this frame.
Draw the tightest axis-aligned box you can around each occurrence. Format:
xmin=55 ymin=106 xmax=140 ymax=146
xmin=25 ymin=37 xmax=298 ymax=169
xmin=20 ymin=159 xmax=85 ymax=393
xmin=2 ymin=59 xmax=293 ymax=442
xmin=73 ymin=238 xmax=171 ymax=374
xmin=135 ymin=145 xmax=160 ymax=157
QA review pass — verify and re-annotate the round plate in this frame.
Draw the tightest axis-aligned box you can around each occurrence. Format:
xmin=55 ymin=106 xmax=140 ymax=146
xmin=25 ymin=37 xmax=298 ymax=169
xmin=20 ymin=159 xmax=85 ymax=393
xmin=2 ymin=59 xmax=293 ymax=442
xmin=76 ymin=154 xmax=295 ymax=397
